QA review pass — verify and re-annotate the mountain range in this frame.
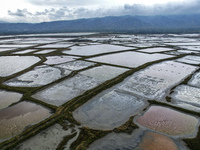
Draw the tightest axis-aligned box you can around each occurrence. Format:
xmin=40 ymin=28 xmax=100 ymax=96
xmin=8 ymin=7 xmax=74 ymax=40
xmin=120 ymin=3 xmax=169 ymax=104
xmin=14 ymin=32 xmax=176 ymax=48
xmin=0 ymin=14 xmax=200 ymax=35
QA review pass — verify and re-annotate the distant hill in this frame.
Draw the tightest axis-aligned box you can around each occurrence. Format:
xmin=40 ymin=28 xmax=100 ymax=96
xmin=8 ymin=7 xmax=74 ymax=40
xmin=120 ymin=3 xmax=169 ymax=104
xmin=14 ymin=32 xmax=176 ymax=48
xmin=0 ymin=14 xmax=200 ymax=35
xmin=0 ymin=21 xmax=8 ymax=23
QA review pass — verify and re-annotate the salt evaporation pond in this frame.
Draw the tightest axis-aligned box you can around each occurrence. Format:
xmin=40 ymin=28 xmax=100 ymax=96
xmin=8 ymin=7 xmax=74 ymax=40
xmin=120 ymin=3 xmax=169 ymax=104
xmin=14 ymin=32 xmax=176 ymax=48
xmin=126 ymin=43 xmax=159 ymax=48
xmin=171 ymin=85 xmax=200 ymax=107
xmin=88 ymin=129 xmax=182 ymax=150
xmin=176 ymin=55 xmax=200 ymax=65
xmin=44 ymin=56 xmax=79 ymax=65
xmin=63 ymin=44 xmax=133 ymax=56
xmin=32 ymin=65 xmax=127 ymax=106
xmin=4 ymin=65 xmax=71 ymax=87
xmin=136 ymin=131 xmax=179 ymax=150
xmin=34 ymin=49 xmax=56 ymax=54
xmin=0 ymin=48 xmax=16 ymax=53
xmin=0 ymin=56 xmax=41 ymax=77
xmin=80 ymin=65 xmax=129 ymax=82
xmin=88 ymin=129 xmax=143 ymax=150
xmin=15 ymin=123 xmax=79 ymax=150
xmin=174 ymin=102 xmax=200 ymax=113
xmin=0 ymin=90 xmax=22 ymax=110
xmin=87 ymin=51 xmax=174 ymax=68
xmin=56 ymin=60 xmax=96 ymax=71
xmin=177 ymin=50 xmax=199 ymax=54
xmin=0 ymin=44 xmax=34 ymax=48
xmin=13 ymin=49 xmax=37 ymax=54
xmin=37 ymin=43 xmax=73 ymax=48
xmin=165 ymin=42 xmax=200 ymax=46
xmin=0 ymin=101 xmax=51 ymax=141
xmin=32 ymin=74 xmax=100 ymax=106
xmin=119 ymin=61 xmax=197 ymax=100
xmin=179 ymin=46 xmax=200 ymax=51
xmin=188 ymin=71 xmax=200 ymax=88
xmin=73 ymin=89 xmax=146 ymax=130
xmin=138 ymin=47 xmax=174 ymax=53
xmin=135 ymin=106 xmax=199 ymax=137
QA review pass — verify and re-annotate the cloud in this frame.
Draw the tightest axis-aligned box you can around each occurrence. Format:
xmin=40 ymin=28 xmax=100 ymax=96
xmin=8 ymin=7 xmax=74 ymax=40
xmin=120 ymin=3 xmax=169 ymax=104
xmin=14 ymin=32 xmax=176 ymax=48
xmin=8 ymin=9 xmax=32 ymax=17
xmin=5 ymin=0 xmax=200 ymax=23
xmin=25 ymin=0 xmax=107 ymax=6
xmin=122 ymin=0 xmax=200 ymax=15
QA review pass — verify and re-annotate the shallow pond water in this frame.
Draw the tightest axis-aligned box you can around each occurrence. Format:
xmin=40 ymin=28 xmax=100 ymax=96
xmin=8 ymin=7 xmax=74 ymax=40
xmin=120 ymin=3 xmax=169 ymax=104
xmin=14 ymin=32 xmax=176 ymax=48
xmin=4 ymin=65 xmax=71 ymax=87
xmin=80 ymin=65 xmax=129 ymax=82
xmin=44 ymin=56 xmax=79 ymax=65
xmin=63 ymin=44 xmax=133 ymax=56
xmin=87 ymin=51 xmax=174 ymax=68
xmin=32 ymin=74 xmax=100 ymax=106
xmin=88 ymin=129 xmax=143 ymax=150
xmin=0 ymin=44 xmax=34 ymax=48
xmin=135 ymin=106 xmax=199 ymax=137
xmin=0 ymin=90 xmax=22 ymax=110
xmin=179 ymin=46 xmax=200 ymax=51
xmin=55 ymin=60 xmax=95 ymax=71
xmin=138 ymin=47 xmax=174 ymax=53
xmin=37 ymin=43 xmax=73 ymax=48
xmin=13 ymin=49 xmax=37 ymax=54
xmin=73 ymin=89 xmax=146 ymax=130
xmin=176 ymin=55 xmax=200 ymax=65
xmin=0 ymin=101 xmax=51 ymax=141
xmin=119 ymin=61 xmax=197 ymax=100
xmin=136 ymin=131 xmax=179 ymax=150
xmin=34 ymin=49 xmax=56 ymax=54
xmin=0 ymin=48 xmax=17 ymax=53
xmin=15 ymin=123 xmax=79 ymax=150
xmin=88 ymin=129 xmax=182 ymax=150
xmin=188 ymin=71 xmax=200 ymax=88
xmin=165 ymin=42 xmax=200 ymax=46
xmin=0 ymin=56 xmax=41 ymax=77
xmin=171 ymin=85 xmax=200 ymax=107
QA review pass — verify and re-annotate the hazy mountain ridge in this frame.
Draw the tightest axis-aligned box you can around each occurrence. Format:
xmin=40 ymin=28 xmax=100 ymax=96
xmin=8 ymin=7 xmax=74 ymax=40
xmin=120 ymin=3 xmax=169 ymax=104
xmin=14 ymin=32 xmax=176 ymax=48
xmin=0 ymin=14 xmax=200 ymax=35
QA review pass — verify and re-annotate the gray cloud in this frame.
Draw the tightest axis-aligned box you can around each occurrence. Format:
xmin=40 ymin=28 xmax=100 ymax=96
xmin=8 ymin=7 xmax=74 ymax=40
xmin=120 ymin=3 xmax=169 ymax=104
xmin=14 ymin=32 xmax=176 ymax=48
xmin=122 ymin=1 xmax=200 ymax=15
xmin=8 ymin=9 xmax=33 ymax=17
xmin=6 ymin=0 xmax=200 ymax=23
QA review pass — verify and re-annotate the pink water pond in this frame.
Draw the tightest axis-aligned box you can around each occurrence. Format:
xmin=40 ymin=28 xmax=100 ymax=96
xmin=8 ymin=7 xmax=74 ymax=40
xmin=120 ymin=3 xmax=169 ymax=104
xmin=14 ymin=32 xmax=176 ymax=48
xmin=136 ymin=106 xmax=199 ymax=136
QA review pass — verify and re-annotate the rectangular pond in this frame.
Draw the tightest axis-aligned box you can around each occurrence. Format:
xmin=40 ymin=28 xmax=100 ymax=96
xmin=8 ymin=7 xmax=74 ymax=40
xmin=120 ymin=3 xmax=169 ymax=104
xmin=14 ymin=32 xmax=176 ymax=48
xmin=87 ymin=51 xmax=174 ymax=68
xmin=118 ymin=61 xmax=198 ymax=100
xmin=0 ymin=101 xmax=51 ymax=142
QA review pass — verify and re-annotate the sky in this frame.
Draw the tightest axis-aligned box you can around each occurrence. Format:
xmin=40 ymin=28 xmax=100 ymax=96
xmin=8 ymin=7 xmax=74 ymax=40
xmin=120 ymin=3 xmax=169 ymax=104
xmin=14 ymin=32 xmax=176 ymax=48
xmin=0 ymin=0 xmax=200 ymax=23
